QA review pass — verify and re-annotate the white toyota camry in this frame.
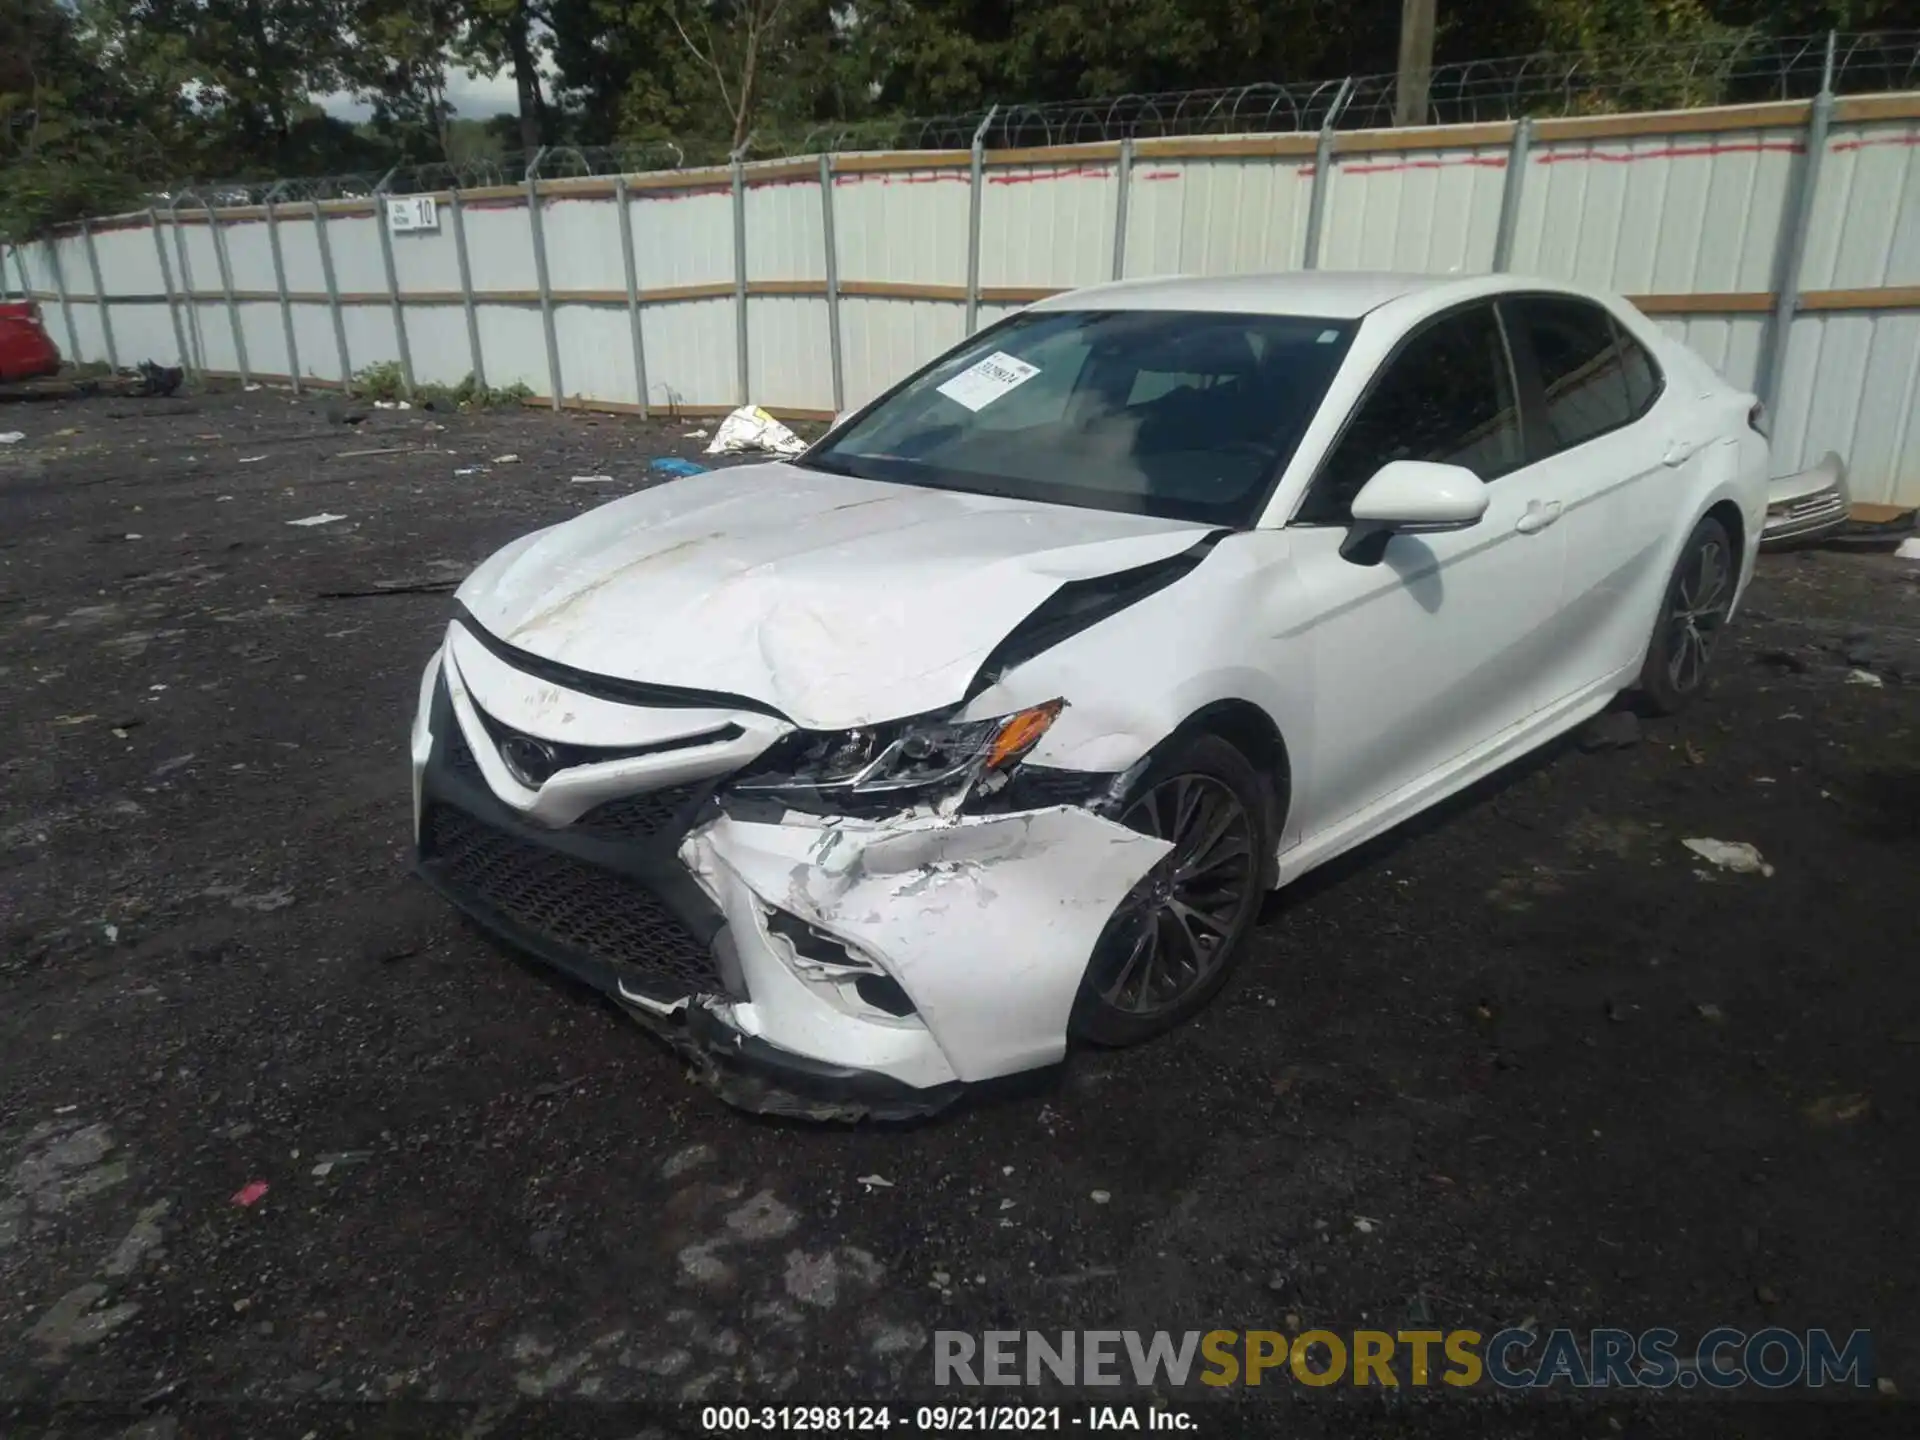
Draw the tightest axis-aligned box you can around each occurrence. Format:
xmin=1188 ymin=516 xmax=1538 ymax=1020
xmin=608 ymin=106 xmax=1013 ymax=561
xmin=410 ymin=271 xmax=1769 ymax=1118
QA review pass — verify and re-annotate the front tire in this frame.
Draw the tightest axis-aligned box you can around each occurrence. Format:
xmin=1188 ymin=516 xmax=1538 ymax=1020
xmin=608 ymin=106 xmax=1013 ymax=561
xmin=1638 ymin=514 xmax=1736 ymax=716
xmin=1070 ymin=734 xmax=1272 ymax=1047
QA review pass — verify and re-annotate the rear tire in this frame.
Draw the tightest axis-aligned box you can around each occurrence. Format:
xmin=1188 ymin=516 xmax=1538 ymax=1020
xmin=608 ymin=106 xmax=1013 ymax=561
xmin=1069 ymin=734 xmax=1272 ymax=1047
xmin=1638 ymin=514 xmax=1735 ymax=716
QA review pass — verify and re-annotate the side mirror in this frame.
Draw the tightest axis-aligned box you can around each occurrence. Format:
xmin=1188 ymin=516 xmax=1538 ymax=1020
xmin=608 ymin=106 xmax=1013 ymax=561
xmin=1342 ymin=460 xmax=1488 ymax=565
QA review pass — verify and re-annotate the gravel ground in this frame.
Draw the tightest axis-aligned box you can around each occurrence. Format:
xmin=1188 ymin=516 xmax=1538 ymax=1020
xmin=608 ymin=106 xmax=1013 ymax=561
xmin=1 ymin=390 xmax=1916 ymax=1439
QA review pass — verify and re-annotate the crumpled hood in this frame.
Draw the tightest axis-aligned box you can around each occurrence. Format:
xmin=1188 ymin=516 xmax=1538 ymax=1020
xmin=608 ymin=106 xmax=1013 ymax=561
xmin=456 ymin=461 xmax=1214 ymax=729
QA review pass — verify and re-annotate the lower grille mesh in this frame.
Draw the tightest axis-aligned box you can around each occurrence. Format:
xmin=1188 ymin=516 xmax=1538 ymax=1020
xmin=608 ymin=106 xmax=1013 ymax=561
xmin=574 ymin=785 xmax=703 ymax=840
xmin=424 ymin=805 xmax=719 ymax=998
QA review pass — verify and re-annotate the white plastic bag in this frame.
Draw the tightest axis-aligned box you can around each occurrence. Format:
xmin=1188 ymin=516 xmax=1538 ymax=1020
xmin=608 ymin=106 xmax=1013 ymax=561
xmin=705 ymin=405 xmax=806 ymax=458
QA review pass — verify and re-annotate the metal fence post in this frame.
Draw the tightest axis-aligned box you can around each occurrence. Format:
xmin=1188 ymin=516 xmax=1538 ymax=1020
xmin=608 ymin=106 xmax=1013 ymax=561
xmin=79 ymin=221 xmax=119 ymax=370
xmin=964 ymin=105 xmax=998 ymax=335
xmin=310 ymin=199 xmax=353 ymax=387
xmin=449 ymin=188 xmax=487 ymax=392
xmin=262 ymin=184 xmax=302 ymax=393
xmin=613 ymin=173 xmax=650 ymax=418
xmin=149 ymin=207 xmax=190 ymax=375
xmin=204 ymin=197 xmax=249 ymax=385
xmin=1758 ymin=31 xmax=1837 ymax=417
xmin=1302 ymin=79 xmax=1353 ymax=271
xmin=167 ymin=197 xmax=206 ymax=375
xmin=731 ymin=150 xmax=750 ymax=405
xmin=1111 ymin=137 xmax=1135 ymax=281
xmin=44 ymin=237 xmax=80 ymax=360
xmin=372 ymin=171 xmax=415 ymax=398
xmin=1491 ymin=117 xmax=1533 ymax=272
xmin=819 ymin=153 xmax=845 ymax=415
xmin=524 ymin=149 xmax=565 ymax=412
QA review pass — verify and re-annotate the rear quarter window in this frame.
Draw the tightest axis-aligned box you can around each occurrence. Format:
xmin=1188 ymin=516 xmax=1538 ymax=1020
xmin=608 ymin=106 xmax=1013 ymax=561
xmin=1509 ymin=296 xmax=1660 ymax=452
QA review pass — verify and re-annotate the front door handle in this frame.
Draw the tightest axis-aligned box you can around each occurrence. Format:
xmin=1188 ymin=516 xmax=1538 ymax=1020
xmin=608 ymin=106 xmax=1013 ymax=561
xmin=1515 ymin=499 xmax=1563 ymax=535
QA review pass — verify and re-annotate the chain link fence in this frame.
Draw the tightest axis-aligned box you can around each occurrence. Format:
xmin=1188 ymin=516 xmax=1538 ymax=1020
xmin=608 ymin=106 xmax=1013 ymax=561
xmin=143 ymin=29 xmax=1919 ymax=208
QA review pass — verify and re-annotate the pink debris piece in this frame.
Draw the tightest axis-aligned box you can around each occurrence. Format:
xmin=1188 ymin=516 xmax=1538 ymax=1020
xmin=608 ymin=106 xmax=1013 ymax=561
xmin=232 ymin=1180 xmax=269 ymax=1207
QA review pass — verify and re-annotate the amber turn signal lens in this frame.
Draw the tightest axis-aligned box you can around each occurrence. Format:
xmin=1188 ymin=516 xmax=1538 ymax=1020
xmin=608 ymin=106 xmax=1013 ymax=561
xmin=984 ymin=699 xmax=1065 ymax=771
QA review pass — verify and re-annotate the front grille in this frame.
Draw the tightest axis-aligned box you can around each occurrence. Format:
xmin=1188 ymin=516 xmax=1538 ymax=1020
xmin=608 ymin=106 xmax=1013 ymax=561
xmin=573 ymin=785 xmax=704 ymax=840
xmin=445 ymin=720 xmax=481 ymax=775
xmin=424 ymin=805 xmax=720 ymax=998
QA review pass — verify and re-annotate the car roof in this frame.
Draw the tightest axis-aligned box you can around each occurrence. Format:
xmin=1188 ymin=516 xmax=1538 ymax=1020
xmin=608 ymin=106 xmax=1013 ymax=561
xmin=1029 ymin=270 xmax=1514 ymax=320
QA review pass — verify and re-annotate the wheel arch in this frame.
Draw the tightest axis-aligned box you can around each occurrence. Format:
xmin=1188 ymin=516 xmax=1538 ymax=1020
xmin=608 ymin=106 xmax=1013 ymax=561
xmin=1152 ymin=697 xmax=1292 ymax=887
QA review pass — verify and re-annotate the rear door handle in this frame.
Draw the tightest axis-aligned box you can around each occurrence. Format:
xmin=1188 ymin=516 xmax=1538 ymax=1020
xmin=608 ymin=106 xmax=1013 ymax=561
xmin=1515 ymin=499 xmax=1563 ymax=535
xmin=1664 ymin=437 xmax=1704 ymax=467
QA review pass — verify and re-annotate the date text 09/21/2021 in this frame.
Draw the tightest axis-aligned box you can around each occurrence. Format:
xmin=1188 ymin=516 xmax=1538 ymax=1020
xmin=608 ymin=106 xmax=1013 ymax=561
xmin=700 ymin=1405 xmax=1192 ymax=1432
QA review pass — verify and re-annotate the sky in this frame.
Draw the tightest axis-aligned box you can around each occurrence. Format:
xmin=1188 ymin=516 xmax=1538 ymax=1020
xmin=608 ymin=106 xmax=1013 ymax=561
xmin=317 ymin=66 xmax=522 ymax=122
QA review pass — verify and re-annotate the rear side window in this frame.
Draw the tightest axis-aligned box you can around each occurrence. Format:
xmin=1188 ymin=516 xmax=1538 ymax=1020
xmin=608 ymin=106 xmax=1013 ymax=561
xmin=1620 ymin=324 xmax=1661 ymax=414
xmin=1297 ymin=303 xmax=1523 ymax=524
xmin=1510 ymin=297 xmax=1658 ymax=451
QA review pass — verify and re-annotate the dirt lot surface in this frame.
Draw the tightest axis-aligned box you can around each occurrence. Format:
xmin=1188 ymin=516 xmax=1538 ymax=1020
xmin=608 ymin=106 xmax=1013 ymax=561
xmin=1 ymin=391 xmax=1916 ymax=1438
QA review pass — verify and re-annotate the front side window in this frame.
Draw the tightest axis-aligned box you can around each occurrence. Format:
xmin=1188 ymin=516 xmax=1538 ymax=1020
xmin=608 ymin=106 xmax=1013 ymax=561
xmin=1509 ymin=296 xmax=1651 ymax=451
xmin=1295 ymin=303 xmax=1523 ymax=525
xmin=800 ymin=309 xmax=1357 ymax=526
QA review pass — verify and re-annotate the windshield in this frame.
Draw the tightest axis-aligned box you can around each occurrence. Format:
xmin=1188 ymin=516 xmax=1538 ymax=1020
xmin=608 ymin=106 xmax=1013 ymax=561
xmin=799 ymin=308 xmax=1357 ymax=525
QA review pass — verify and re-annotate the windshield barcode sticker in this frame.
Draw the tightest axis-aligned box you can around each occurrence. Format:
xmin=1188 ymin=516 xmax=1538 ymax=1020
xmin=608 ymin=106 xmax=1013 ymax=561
xmin=936 ymin=351 xmax=1041 ymax=412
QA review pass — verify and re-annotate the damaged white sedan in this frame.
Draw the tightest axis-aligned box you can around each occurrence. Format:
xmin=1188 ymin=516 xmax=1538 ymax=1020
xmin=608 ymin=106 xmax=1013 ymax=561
xmin=411 ymin=271 xmax=1769 ymax=1118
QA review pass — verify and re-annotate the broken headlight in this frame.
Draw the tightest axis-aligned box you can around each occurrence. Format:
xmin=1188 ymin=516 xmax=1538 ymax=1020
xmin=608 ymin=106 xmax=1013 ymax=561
xmin=729 ymin=700 xmax=1064 ymax=811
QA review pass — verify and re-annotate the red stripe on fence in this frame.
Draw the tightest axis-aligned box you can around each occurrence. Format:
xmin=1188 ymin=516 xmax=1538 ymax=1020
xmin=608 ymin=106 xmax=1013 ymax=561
xmin=1536 ymin=138 xmax=1805 ymax=165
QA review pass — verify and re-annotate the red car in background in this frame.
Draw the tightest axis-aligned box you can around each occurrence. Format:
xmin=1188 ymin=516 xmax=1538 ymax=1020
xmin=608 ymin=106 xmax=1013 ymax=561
xmin=0 ymin=300 xmax=62 ymax=382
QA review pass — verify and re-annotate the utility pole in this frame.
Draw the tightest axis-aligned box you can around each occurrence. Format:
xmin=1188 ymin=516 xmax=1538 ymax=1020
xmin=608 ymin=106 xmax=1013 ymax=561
xmin=1394 ymin=0 xmax=1437 ymax=128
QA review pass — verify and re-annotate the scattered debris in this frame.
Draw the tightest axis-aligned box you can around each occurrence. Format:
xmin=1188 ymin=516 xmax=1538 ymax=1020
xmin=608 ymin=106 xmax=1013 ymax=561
xmin=1696 ymin=1002 xmax=1725 ymax=1023
xmin=103 ymin=923 xmax=120 ymax=944
xmin=372 ymin=400 xmax=411 ymax=410
xmin=570 ymin=474 xmax=617 ymax=484
xmin=683 ymin=428 xmax=709 ymax=438
xmin=1897 ymin=537 xmax=1920 ymax=562
xmin=286 ymin=513 xmax=347 ymax=528
xmin=1353 ymin=1216 xmax=1378 ymax=1234
xmin=1090 ymin=1190 xmax=1110 ymax=1204
xmin=1802 ymin=1093 xmax=1871 ymax=1127
xmin=238 ymin=454 xmax=266 ymax=464
xmin=1845 ymin=668 xmax=1884 ymax=688
xmin=453 ymin=467 xmax=483 ymax=476
xmin=1682 ymin=838 xmax=1775 ymax=877
xmin=660 ymin=1143 xmax=715 ymax=1179
xmin=493 ymin=453 xmax=520 ymax=464
xmin=649 ymin=457 xmax=708 ymax=477
xmin=1577 ymin=710 xmax=1641 ymax=752
xmin=231 ymin=1180 xmax=269 ymax=1207
xmin=0 ymin=431 xmax=23 ymax=444
xmin=228 ymin=887 xmax=294 ymax=912
xmin=855 ymin=1174 xmax=893 ymax=1192
xmin=311 ymin=1150 xmax=372 ymax=1177
xmin=705 ymin=405 xmax=806 ymax=457
xmin=334 ymin=447 xmax=415 ymax=459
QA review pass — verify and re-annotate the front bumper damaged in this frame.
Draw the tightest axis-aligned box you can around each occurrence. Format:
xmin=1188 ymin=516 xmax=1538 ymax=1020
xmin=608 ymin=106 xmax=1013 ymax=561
xmin=410 ymin=643 xmax=1171 ymax=1120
